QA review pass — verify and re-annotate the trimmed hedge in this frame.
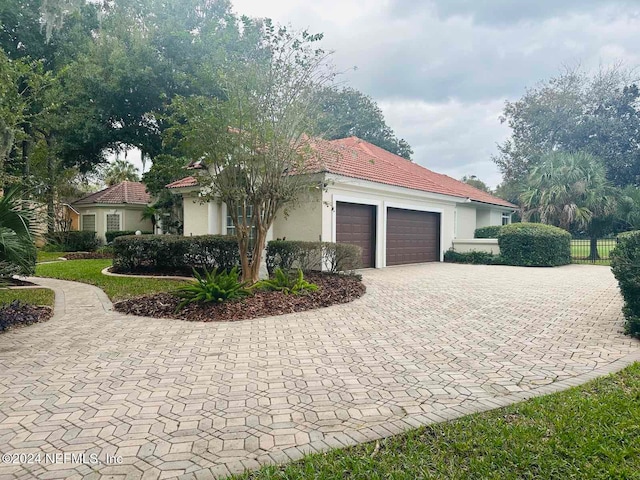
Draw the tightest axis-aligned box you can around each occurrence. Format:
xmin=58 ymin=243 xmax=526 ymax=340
xmin=112 ymin=235 xmax=240 ymax=273
xmin=105 ymin=230 xmax=153 ymax=243
xmin=498 ymin=223 xmax=571 ymax=267
xmin=45 ymin=231 xmax=100 ymax=252
xmin=610 ymin=231 xmax=640 ymax=337
xmin=266 ymin=240 xmax=361 ymax=274
xmin=444 ymin=250 xmax=505 ymax=265
xmin=474 ymin=226 xmax=503 ymax=239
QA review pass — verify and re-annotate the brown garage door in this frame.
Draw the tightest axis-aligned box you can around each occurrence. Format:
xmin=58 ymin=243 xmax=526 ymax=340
xmin=336 ymin=202 xmax=376 ymax=268
xmin=386 ymin=208 xmax=440 ymax=265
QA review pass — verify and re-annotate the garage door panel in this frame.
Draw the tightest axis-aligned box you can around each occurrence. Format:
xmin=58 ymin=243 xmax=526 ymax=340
xmin=386 ymin=208 xmax=440 ymax=265
xmin=336 ymin=202 xmax=376 ymax=268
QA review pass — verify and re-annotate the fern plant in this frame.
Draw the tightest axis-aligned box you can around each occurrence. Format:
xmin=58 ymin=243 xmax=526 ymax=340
xmin=174 ymin=266 xmax=250 ymax=310
xmin=254 ymin=268 xmax=318 ymax=295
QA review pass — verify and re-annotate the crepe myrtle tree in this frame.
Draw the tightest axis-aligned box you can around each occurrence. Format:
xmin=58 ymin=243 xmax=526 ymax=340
xmin=165 ymin=22 xmax=335 ymax=283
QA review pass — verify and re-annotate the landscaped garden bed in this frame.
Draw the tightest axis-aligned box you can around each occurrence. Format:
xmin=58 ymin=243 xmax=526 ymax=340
xmin=63 ymin=251 xmax=114 ymax=260
xmin=0 ymin=288 xmax=55 ymax=333
xmin=114 ymin=271 xmax=365 ymax=322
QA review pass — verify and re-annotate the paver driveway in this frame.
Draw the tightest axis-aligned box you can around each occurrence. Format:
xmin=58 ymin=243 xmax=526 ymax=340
xmin=0 ymin=264 xmax=638 ymax=479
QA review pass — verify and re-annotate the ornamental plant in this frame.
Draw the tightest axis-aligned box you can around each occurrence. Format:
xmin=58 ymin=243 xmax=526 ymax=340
xmin=174 ymin=266 xmax=249 ymax=311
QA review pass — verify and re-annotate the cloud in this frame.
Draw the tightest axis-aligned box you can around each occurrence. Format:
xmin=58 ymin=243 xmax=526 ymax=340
xmin=378 ymin=99 xmax=509 ymax=187
xmin=391 ymin=0 xmax=639 ymax=26
xmin=228 ymin=1 xmax=640 ymax=185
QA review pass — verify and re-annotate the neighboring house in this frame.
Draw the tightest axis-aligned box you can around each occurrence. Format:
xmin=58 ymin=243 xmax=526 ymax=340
xmin=71 ymin=181 xmax=153 ymax=243
xmin=167 ymin=137 xmax=516 ymax=268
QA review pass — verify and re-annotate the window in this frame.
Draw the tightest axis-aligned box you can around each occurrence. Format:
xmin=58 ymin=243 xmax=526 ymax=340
xmin=226 ymin=204 xmax=255 ymax=242
xmin=501 ymin=212 xmax=511 ymax=225
xmin=81 ymin=214 xmax=95 ymax=232
xmin=106 ymin=214 xmax=121 ymax=232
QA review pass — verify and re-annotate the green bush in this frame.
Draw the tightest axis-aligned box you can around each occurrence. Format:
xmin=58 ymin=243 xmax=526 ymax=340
xmin=444 ymin=249 xmax=504 ymax=265
xmin=105 ymin=230 xmax=153 ymax=243
xmin=498 ymin=223 xmax=571 ymax=267
xmin=254 ymin=268 xmax=318 ymax=295
xmin=610 ymin=231 xmax=640 ymax=337
xmin=174 ymin=266 xmax=249 ymax=310
xmin=112 ymin=235 xmax=240 ymax=273
xmin=45 ymin=231 xmax=101 ymax=252
xmin=474 ymin=226 xmax=503 ymax=238
xmin=266 ymin=240 xmax=361 ymax=275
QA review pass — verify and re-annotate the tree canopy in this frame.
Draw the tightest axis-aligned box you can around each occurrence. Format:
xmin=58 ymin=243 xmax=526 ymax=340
xmin=314 ymin=86 xmax=413 ymax=159
xmin=494 ymin=67 xmax=640 ymax=188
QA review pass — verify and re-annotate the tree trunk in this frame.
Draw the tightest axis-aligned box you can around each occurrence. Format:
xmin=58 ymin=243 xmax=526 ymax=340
xmin=589 ymin=236 xmax=600 ymax=261
xmin=45 ymin=136 xmax=55 ymax=235
xmin=246 ymin=226 xmax=268 ymax=284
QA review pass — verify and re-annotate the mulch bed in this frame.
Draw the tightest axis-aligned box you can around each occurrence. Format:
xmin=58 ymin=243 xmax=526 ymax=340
xmin=0 ymin=301 xmax=53 ymax=333
xmin=64 ymin=252 xmax=114 ymax=260
xmin=4 ymin=278 xmax=37 ymax=287
xmin=114 ymin=272 xmax=366 ymax=322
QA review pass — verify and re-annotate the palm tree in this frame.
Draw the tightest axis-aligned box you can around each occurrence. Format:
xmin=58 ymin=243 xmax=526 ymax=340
xmin=0 ymin=188 xmax=37 ymax=279
xmin=618 ymin=186 xmax=640 ymax=230
xmin=104 ymin=159 xmax=140 ymax=186
xmin=520 ymin=151 xmax=617 ymax=260
xmin=140 ymin=205 xmax=158 ymax=233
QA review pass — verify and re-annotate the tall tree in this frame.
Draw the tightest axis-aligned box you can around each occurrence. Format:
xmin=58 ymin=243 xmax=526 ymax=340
xmin=166 ymin=22 xmax=335 ymax=283
xmin=103 ymin=159 xmax=139 ymax=186
xmin=494 ymin=66 xmax=640 ymax=187
xmin=520 ymin=151 xmax=617 ymax=259
xmin=314 ymin=86 xmax=413 ymax=159
xmin=461 ymin=175 xmax=492 ymax=193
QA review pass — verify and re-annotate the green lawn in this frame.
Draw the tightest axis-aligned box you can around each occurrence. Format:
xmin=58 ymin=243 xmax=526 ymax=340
xmin=0 ymin=288 xmax=55 ymax=306
xmin=236 ymin=363 xmax=640 ymax=480
xmin=37 ymin=250 xmax=66 ymax=263
xmin=570 ymin=239 xmax=616 ymax=265
xmin=35 ymin=259 xmax=189 ymax=301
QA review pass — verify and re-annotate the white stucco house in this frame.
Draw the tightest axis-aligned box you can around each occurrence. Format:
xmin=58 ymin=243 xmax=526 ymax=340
xmin=167 ymin=136 xmax=516 ymax=268
xmin=72 ymin=181 xmax=154 ymax=243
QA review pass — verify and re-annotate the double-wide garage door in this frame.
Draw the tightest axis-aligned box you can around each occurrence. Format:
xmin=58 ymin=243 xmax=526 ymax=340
xmin=335 ymin=202 xmax=440 ymax=267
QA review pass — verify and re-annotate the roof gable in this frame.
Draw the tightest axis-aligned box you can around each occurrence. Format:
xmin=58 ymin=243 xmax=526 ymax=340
xmin=73 ymin=181 xmax=151 ymax=206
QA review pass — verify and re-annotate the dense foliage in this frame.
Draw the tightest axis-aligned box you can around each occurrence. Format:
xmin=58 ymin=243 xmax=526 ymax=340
xmin=266 ymin=240 xmax=362 ymax=275
xmin=112 ymin=234 xmax=239 ymax=273
xmin=610 ymin=231 xmax=640 ymax=337
xmin=174 ymin=266 xmax=249 ymax=310
xmin=254 ymin=268 xmax=318 ymax=295
xmin=45 ymin=230 xmax=100 ymax=252
xmin=105 ymin=230 xmax=152 ymax=244
xmin=444 ymin=250 xmax=504 ymax=265
xmin=498 ymin=223 xmax=571 ymax=267
xmin=474 ymin=226 xmax=503 ymax=239
xmin=0 ymin=188 xmax=37 ymax=278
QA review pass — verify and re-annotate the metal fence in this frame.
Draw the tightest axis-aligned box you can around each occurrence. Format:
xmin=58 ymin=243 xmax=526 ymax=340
xmin=571 ymin=238 xmax=618 ymax=264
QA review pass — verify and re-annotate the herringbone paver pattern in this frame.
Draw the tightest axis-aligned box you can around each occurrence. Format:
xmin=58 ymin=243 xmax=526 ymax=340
xmin=0 ymin=264 xmax=637 ymax=479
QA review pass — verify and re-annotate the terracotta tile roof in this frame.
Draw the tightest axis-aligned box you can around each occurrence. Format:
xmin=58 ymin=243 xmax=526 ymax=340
xmin=318 ymin=137 xmax=515 ymax=208
xmin=166 ymin=176 xmax=199 ymax=189
xmin=73 ymin=181 xmax=151 ymax=206
xmin=166 ymin=137 xmax=515 ymax=208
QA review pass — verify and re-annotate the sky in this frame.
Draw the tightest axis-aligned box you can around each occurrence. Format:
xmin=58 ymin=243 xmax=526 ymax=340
xmin=127 ymin=0 xmax=640 ymax=188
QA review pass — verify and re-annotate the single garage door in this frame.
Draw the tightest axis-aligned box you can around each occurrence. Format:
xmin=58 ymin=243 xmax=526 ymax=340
xmin=336 ymin=202 xmax=376 ymax=268
xmin=386 ymin=208 xmax=440 ymax=265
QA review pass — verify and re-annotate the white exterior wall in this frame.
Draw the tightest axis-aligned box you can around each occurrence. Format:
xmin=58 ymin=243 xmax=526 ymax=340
xmin=476 ymin=209 xmax=491 ymax=228
xmin=77 ymin=205 xmax=151 ymax=243
xmin=183 ymin=194 xmax=209 ymax=236
xmin=490 ymin=208 xmax=504 ymax=226
xmin=272 ymin=189 xmax=322 ymax=241
xmin=321 ymin=175 xmax=459 ymax=268
xmin=455 ymin=205 xmax=476 ymax=239
xmin=452 ymin=239 xmax=500 ymax=254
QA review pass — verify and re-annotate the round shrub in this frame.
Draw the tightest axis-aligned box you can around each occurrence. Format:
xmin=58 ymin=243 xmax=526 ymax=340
xmin=474 ymin=226 xmax=503 ymax=239
xmin=498 ymin=223 xmax=571 ymax=267
xmin=610 ymin=230 xmax=640 ymax=337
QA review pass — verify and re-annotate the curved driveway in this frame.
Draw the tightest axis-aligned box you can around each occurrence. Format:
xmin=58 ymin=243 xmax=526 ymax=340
xmin=0 ymin=264 xmax=638 ymax=479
